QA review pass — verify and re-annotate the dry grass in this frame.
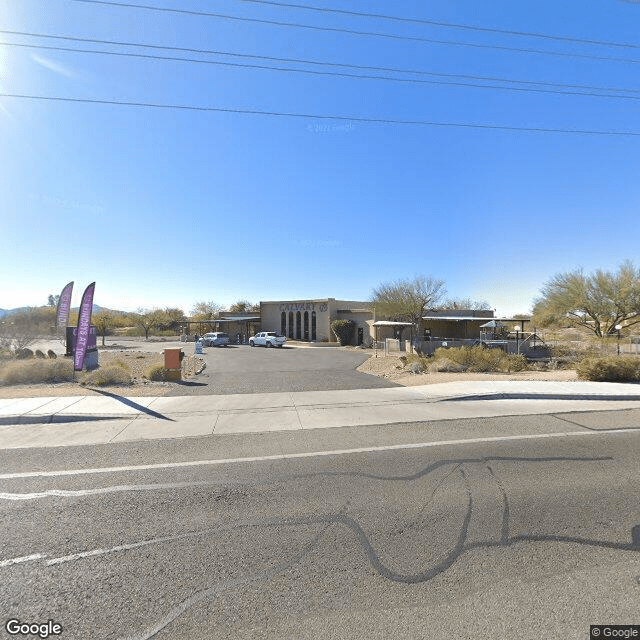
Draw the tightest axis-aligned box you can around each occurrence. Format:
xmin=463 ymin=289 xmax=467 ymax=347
xmin=0 ymin=359 xmax=75 ymax=385
xmin=81 ymin=363 xmax=133 ymax=387
xmin=145 ymin=363 xmax=167 ymax=381
xmin=358 ymin=353 xmax=577 ymax=385
xmin=576 ymin=356 xmax=640 ymax=382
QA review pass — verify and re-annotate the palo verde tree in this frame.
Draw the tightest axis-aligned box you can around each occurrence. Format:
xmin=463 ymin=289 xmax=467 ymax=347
xmin=370 ymin=275 xmax=446 ymax=329
xmin=532 ymin=260 xmax=640 ymax=338
xmin=93 ymin=310 xmax=117 ymax=346
xmin=134 ymin=308 xmax=165 ymax=340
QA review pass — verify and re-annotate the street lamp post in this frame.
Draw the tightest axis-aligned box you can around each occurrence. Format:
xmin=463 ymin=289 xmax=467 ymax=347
xmin=615 ymin=324 xmax=622 ymax=355
xmin=513 ymin=324 xmax=521 ymax=355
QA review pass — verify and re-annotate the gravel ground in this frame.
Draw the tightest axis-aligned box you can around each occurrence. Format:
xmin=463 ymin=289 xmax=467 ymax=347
xmin=0 ymin=348 xmax=578 ymax=398
xmin=0 ymin=350 xmax=205 ymax=398
xmin=357 ymin=353 xmax=578 ymax=384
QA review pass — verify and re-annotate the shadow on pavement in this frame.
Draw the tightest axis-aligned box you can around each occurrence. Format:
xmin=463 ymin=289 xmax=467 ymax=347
xmin=0 ymin=415 xmax=128 ymax=426
xmin=88 ymin=388 xmax=175 ymax=421
xmin=446 ymin=392 xmax=640 ymax=402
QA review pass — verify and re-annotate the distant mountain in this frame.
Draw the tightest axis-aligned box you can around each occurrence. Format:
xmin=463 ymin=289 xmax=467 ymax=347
xmin=0 ymin=306 xmax=31 ymax=317
xmin=0 ymin=303 xmax=109 ymax=317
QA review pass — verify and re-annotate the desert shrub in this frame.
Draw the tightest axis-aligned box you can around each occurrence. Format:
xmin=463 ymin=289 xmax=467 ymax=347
xmin=401 ymin=354 xmax=430 ymax=369
xmin=429 ymin=357 xmax=466 ymax=373
xmin=330 ymin=319 xmax=356 ymax=346
xmin=0 ymin=359 xmax=74 ymax=385
xmin=81 ymin=364 xmax=132 ymax=386
xmin=508 ymin=354 xmax=530 ymax=371
xmin=15 ymin=348 xmax=34 ymax=359
xmin=431 ymin=346 xmax=529 ymax=373
xmin=34 ymin=349 xmax=46 ymax=358
xmin=576 ymin=356 xmax=640 ymax=382
xmin=47 ymin=349 xmax=57 ymax=359
xmin=121 ymin=327 xmax=145 ymax=337
xmin=144 ymin=363 xmax=167 ymax=381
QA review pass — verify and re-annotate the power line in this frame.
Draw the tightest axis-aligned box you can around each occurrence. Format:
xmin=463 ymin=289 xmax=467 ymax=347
xmin=2 ymin=93 xmax=640 ymax=137
xmin=6 ymin=29 xmax=639 ymax=96
xmin=235 ymin=0 xmax=640 ymax=51
xmin=70 ymin=0 xmax=640 ymax=65
xmin=5 ymin=40 xmax=640 ymax=101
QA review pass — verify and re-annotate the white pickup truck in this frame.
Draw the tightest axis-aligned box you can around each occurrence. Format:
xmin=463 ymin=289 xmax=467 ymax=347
xmin=249 ymin=332 xmax=287 ymax=348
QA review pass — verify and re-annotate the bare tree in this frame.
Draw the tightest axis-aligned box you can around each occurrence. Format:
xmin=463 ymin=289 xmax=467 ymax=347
xmin=371 ymin=275 xmax=446 ymax=327
xmin=134 ymin=309 xmax=164 ymax=340
xmin=191 ymin=301 xmax=224 ymax=320
xmin=442 ymin=297 xmax=492 ymax=311
xmin=532 ymin=260 xmax=640 ymax=337
xmin=228 ymin=300 xmax=259 ymax=313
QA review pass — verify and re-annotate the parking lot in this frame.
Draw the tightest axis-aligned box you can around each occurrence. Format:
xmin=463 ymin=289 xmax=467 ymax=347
xmin=167 ymin=343 xmax=400 ymax=395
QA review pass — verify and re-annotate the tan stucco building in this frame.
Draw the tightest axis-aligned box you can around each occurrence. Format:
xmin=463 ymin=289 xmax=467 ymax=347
xmin=260 ymin=299 xmax=374 ymax=344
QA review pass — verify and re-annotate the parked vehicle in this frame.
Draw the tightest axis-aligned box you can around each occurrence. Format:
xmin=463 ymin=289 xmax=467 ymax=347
xmin=201 ymin=332 xmax=230 ymax=347
xmin=249 ymin=332 xmax=286 ymax=348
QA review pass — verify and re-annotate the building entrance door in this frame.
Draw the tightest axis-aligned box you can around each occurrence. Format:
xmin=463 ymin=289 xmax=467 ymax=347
xmin=357 ymin=327 xmax=363 ymax=345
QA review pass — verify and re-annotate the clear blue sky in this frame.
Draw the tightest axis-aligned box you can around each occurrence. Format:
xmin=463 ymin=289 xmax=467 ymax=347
xmin=2 ymin=0 xmax=639 ymax=316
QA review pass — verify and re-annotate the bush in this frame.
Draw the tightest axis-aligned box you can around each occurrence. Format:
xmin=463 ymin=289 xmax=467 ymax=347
xmin=47 ymin=349 xmax=57 ymax=359
xmin=429 ymin=357 xmax=466 ymax=373
xmin=576 ymin=356 xmax=640 ymax=382
xmin=144 ymin=363 xmax=167 ymax=381
xmin=431 ymin=346 xmax=530 ymax=373
xmin=34 ymin=349 xmax=46 ymax=358
xmin=15 ymin=348 xmax=34 ymax=359
xmin=330 ymin=319 xmax=356 ymax=346
xmin=81 ymin=364 xmax=132 ymax=386
xmin=0 ymin=359 xmax=74 ymax=385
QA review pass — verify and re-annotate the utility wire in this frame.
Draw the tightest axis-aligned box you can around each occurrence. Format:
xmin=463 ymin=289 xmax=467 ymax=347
xmin=236 ymin=0 xmax=640 ymax=51
xmin=2 ymin=93 xmax=640 ymax=137
xmin=5 ymin=40 xmax=640 ymax=101
xmin=70 ymin=0 xmax=640 ymax=65
xmin=6 ymin=29 xmax=639 ymax=95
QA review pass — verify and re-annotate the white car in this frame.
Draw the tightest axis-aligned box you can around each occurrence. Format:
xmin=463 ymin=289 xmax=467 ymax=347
xmin=249 ymin=332 xmax=286 ymax=348
xmin=201 ymin=332 xmax=230 ymax=347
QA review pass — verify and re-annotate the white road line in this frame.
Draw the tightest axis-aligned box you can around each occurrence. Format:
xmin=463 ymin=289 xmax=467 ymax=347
xmin=0 ymin=553 xmax=46 ymax=567
xmin=46 ymin=528 xmax=213 ymax=566
xmin=0 ymin=427 xmax=638 ymax=480
xmin=0 ymin=481 xmax=212 ymax=501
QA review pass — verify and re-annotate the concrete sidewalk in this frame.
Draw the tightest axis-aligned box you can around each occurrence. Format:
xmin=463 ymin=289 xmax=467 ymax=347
xmin=1 ymin=380 xmax=640 ymax=449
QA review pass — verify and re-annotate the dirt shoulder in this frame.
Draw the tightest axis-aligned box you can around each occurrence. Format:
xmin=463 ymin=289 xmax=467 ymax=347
xmin=357 ymin=353 xmax=578 ymax=385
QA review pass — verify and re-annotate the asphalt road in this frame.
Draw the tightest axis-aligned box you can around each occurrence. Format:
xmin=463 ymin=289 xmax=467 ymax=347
xmin=1 ymin=412 xmax=639 ymax=640
xmin=167 ymin=344 xmax=399 ymax=395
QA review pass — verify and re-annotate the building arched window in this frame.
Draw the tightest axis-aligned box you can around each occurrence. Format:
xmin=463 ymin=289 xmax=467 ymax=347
xmin=281 ymin=312 xmax=286 ymax=336
xmin=311 ymin=311 xmax=316 ymax=341
xmin=303 ymin=311 xmax=309 ymax=341
xmin=296 ymin=311 xmax=301 ymax=340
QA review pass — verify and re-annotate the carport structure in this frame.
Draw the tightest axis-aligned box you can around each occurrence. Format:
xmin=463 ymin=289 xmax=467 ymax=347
xmin=180 ymin=316 xmax=261 ymax=343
